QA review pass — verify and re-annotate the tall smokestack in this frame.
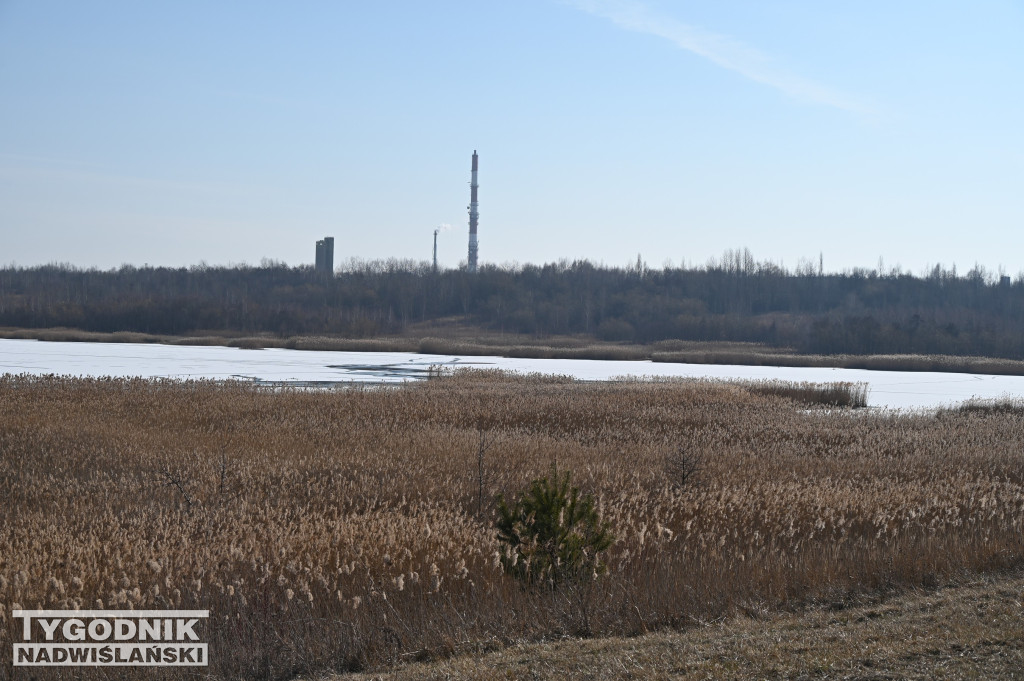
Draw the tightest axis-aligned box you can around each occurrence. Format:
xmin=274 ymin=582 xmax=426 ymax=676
xmin=467 ymin=150 xmax=479 ymax=273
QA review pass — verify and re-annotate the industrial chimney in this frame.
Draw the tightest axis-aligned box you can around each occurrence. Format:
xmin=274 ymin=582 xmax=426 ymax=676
xmin=467 ymin=150 xmax=479 ymax=273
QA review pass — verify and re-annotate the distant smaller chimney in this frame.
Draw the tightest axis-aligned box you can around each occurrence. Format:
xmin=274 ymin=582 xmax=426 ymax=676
xmin=315 ymin=237 xmax=335 ymax=276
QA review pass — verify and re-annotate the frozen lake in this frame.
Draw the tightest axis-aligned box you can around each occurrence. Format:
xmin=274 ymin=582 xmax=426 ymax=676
xmin=2 ymin=338 xmax=1023 ymax=410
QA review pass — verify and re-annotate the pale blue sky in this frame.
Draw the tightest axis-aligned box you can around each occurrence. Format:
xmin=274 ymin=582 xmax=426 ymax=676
xmin=1 ymin=1 xmax=1022 ymax=274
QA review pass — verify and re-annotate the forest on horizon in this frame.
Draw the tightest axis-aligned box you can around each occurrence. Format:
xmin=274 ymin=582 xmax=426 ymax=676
xmin=2 ymin=249 xmax=1023 ymax=359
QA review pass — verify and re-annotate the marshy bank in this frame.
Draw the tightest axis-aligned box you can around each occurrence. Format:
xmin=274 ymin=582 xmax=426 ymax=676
xmin=7 ymin=326 xmax=1024 ymax=377
xmin=2 ymin=371 xmax=1023 ymax=678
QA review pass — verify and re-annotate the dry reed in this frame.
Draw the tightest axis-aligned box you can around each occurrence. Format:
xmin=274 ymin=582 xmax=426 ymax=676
xmin=1 ymin=371 xmax=1023 ymax=679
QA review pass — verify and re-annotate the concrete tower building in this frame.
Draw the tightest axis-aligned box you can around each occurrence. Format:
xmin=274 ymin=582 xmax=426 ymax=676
xmin=315 ymin=237 xmax=334 ymax=276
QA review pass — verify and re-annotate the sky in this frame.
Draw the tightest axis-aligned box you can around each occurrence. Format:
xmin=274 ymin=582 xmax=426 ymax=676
xmin=1 ymin=1 xmax=1022 ymax=274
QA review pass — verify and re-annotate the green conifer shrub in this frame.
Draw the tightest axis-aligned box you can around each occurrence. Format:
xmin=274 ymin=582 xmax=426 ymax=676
xmin=495 ymin=471 xmax=614 ymax=587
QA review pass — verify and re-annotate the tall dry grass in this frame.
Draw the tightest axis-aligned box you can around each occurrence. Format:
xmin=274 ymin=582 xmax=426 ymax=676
xmin=652 ymin=349 xmax=1024 ymax=376
xmin=742 ymin=379 xmax=869 ymax=407
xmin=1 ymin=372 xmax=1023 ymax=679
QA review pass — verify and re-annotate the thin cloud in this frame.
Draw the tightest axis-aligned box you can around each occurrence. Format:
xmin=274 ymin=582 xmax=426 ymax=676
xmin=570 ymin=0 xmax=874 ymax=115
xmin=0 ymin=154 xmax=245 ymax=197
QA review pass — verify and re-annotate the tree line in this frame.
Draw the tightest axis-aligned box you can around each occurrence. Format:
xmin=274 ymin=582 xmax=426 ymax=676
xmin=2 ymin=251 xmax=1024 ymax=358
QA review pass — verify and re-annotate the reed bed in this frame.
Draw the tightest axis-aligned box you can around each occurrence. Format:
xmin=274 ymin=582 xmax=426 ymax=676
xmin=944 ymin=397 xmax=1024 ymax=416
xmin=652 ymin=349 xmax=1024 ymax=376
xmin=1 ymin=372 xmax=1023 ymax=679
xmin=742 ymin=379 xmax=869 ymax=408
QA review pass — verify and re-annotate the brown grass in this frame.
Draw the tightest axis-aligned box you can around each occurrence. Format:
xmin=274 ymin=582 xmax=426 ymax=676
xmin=338 ymin=570 xmax=1024 ymax=680
xmin=742 ymin=379 xmax=869 ymax=408
xmin=945 ymin=397 xmax=1024 ymax=417
xmin=652 ymin=348 xmax=1024 ymax=376
xmin=1 ymin=372 xmax=1024 ymax=679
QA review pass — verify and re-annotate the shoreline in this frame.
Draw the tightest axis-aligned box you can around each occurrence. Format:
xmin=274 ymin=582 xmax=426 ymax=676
xmin=5 ymin=326 xmax=1024 ymax=377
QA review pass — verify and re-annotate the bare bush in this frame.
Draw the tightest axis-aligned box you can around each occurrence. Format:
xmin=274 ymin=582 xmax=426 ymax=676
xmin=664 ymin=447 xmax=705 ymax=489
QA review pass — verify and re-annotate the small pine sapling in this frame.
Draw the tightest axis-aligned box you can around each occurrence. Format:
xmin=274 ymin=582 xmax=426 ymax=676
xmin=495 ymin=471 xmax=614 ymax=587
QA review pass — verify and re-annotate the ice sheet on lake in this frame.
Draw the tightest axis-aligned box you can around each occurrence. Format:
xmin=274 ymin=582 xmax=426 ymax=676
xmin=2 ymin=338 xmax=1023 ymax=411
